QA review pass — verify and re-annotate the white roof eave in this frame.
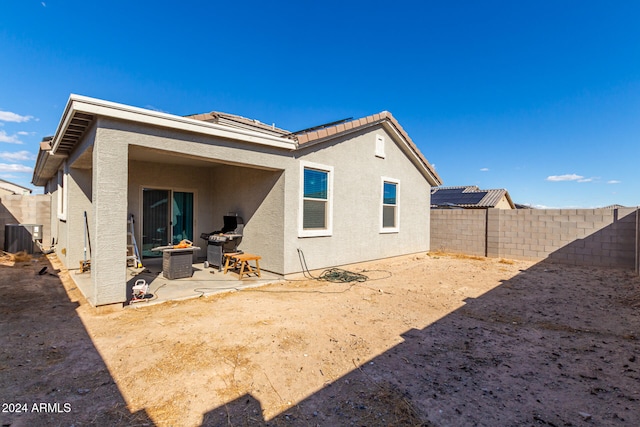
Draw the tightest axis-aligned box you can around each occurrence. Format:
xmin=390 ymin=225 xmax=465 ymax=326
xmin=381 ymin=121 xmax=442 ymax=187
xmin=51 ymin=94 xmax=297 ymax=154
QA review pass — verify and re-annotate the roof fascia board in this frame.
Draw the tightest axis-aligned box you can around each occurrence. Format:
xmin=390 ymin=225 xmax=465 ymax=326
xmin=380 ymin=121 xmax=442 ymax=186
xmin=32 ymin=151 xmax=65 ymax=186
xmin=49 ymin=96 xmax=77 ymax=154
xmin=505 ymin=192 xmax=516 ymax=209
xmin=52 ymin=95 xmax=296 ymax=153
xmin=31 ymin=151 xmax=47 ymax=186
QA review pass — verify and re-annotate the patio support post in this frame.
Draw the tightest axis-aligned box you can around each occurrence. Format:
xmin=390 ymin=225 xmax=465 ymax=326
xmin=91 ymin=128 xmax=128 ymax=305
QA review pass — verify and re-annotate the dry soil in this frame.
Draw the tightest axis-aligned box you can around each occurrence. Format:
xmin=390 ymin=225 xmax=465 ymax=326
xmin=1 ymin=251 xmax=639 ymax=426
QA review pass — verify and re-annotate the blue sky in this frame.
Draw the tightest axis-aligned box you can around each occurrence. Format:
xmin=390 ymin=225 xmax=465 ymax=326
xmin=1 ymin=1 xmax=639 ymax=207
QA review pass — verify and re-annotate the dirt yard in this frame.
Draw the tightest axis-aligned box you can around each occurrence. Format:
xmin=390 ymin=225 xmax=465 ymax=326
xmin=1 ymin=251 xmax=639 ymax=427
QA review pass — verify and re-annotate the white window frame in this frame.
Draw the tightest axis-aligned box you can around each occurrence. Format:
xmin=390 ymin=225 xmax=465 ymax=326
xmin=380 ymin=177 xmax=400 ymax=233
xmin=57 ymin=161 xmax=68 ymax=221
xmin=298 ymin=160 xmax=333 ymax=238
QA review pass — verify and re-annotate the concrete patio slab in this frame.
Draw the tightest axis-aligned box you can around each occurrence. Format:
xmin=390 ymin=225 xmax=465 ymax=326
xmin=70 ymin=258 xmax=282 ymax=308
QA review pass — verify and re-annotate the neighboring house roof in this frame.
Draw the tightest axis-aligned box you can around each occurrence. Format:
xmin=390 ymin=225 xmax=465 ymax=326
xmin=32 ymin=95 xmax=442 ymax=187
xmin=0 ymin=178 xmax=33 ymax=195
xmin=431 ymin=186 xmax=515 ymax=209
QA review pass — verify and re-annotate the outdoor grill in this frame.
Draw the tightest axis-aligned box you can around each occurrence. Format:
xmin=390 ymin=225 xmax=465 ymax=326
xmin=200 ymin=215 xmax=244 ymax=270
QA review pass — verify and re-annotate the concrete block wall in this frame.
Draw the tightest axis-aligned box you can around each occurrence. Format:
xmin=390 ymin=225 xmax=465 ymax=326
xmin=431 ymin=207 xmax=638 ymax=269
xmin=430 ymin=209 xmax=487 ymax=256
xmin=0 ymin=194 xmax=51 ymax=251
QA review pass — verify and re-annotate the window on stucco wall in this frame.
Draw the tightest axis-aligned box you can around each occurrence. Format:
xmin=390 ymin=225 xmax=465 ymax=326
xmin=299 ymin=161 xmax=333 ymax=237
xmin=381 ymin=177 xmax=399 ymax=233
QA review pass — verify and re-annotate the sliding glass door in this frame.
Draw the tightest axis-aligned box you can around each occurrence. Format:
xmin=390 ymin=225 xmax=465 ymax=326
xmin=172 ymin=191 xmax=193 ymax=244
xmin=142 ymin=188 xmax=194 ymax=258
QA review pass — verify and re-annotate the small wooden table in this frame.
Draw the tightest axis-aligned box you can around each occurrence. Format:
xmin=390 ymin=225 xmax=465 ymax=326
xmin=223 ymin=253 xmax=261 ymax=279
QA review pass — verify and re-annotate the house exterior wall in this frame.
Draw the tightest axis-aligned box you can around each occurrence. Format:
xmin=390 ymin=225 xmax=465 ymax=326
xmin=283 ymin=125 xmax=432 ymax=273
xmin=45 ymin=124 xmax=96 ymax=271
xmin=210 ymin=165 xmax=286 ymax=274
xmin=45 ymin=177 xmax=61 ymax=259
xmin=103 ymin=118 xmax=293 ymax=171
xmin=41 ymin=126 xmax=96 ymax=301
xmin=65 ymin=167 xmax=92 ymax=271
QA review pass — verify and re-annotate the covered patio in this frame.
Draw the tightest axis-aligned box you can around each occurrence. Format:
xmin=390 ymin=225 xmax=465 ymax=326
xmin=71 ymin=258 xmax=282 ymax=307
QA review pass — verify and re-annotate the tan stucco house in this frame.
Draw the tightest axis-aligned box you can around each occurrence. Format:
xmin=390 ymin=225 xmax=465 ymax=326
xmin=32 ymin=95 xmax=442 ymax=306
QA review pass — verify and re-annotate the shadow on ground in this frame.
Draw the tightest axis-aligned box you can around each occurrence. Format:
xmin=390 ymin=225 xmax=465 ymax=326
xmin=0 ymin=255 xmax=154 ymax=427
xmin=2 ymin=253 xmax=639 ymax=426
xmin=203 ymin=260 xmax=640 ymax=427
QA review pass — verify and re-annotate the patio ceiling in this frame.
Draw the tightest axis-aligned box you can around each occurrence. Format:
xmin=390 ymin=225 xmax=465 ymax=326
xmin=71 ymin=142 xmax=285 ymax=171
xmin=128 ymin=146 xmax=224 ymax=168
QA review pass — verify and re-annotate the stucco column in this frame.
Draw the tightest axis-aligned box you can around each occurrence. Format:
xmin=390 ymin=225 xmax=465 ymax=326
xmin=91 ymin=128 xmax=128 ymax=305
